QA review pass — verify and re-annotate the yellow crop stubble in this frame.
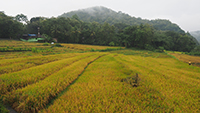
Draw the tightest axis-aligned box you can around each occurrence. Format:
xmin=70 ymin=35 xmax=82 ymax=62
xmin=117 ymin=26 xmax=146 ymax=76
xmin=0 ymin=53 xmax=81 ymax=75
xmin=42 ymin=54 xmax=200 ymax=112
xmin=40 ymin=54 xmax=141 ymax=113
xmin=0 ymin=53 xmax=95 ymax=95
xmin=3 ymin=53 xmax=106 ymax=113
xmin=116 ymin=55 xmax=200 ymax=112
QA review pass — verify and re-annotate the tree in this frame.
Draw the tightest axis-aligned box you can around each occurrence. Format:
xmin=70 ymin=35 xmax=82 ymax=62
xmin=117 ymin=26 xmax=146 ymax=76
xmin=14 ymin=14 xmax=28 ymax=24
xmin=0 ymin=12 xmax=23 ymax=39
xmin=26 ymin=17 xmax=46 ymax=34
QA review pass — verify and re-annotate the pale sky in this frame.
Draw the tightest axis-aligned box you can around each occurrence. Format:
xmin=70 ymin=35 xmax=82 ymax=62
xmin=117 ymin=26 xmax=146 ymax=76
xmin=1 ymin=0 xmax=200 ymax=32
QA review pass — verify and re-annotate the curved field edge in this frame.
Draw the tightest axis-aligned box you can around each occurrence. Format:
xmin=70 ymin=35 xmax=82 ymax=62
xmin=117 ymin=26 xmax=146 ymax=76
xmin=40 ymin=54 xmax=200 ymax=113
xmin=0 ymin=53 xmax=98 ymax=95
xmin=2 ymin=53 xmax=106 ymax=113
xmin=0 ymin=53 xmax=83 ymax=75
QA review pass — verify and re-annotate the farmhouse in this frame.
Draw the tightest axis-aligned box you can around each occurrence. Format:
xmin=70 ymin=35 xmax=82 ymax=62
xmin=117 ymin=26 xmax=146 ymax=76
xmin=20 ymin=34 xmax=45 ymax=42
xmin=22 ymin=34 xmax=37 ymax=39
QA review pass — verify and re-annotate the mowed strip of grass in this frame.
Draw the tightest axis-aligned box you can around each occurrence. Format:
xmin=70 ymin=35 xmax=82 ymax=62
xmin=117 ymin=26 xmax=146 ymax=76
xmin=0 ymin=53 xmax=95 ymax=95
xmin=0 ymin=53 xmax=81 ymax=75
xmin=41 ymin=54 xmax=200 ymax=113
xmin=3 ymin=53 xmax=106 ymax=113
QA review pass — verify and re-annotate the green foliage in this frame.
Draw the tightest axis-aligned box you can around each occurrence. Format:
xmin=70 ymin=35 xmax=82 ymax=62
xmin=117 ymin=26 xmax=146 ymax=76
xmin=42 ymin=34 xmax=52 ymax=43
xmin=0 ymin=10 xmax=197 ymax=53
xmin=0 ymin=102 xmax=8 ymax=113
xmin=43 ymin=42 xmax=50 ymax=46
xmin=14 ymin=14 xmax=28 ymax=23
xmin=109 ymin=41 xmax=115 ymax=46
xmin=145 ymin=44 xmax=155 ymax=51
xmin=158 ymin=46 xmax=165 ymax=52
xmin=0 ymin=12 xmax=24 ymax=39
xmin=91 ymin=48 xmax=95 ymax=52
xmin=90 ymin=47 xmax=123 ymax=52
xmin=187 ymin=45 xmax=200 ymax=56
xmin=0 ymin=48 xmax=7 ymax=52
xmin=54 ymin=43 xmax=63 ymax=47
xmin=187 ymin=52 xmax=200 ymax=56
xmin=59 ymin=6 xmax=184 ymax=33
xmin=31 ymin=47 xmax=39 ymax=53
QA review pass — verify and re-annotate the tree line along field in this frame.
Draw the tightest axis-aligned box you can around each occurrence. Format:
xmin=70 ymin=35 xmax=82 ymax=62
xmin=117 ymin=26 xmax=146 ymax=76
xmin=0 ymin=40 xmax=200 ymax=113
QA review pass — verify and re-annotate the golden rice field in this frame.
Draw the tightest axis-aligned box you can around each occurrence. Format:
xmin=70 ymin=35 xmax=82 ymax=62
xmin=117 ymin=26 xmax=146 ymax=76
xmin=0 ymin=40 xmax=200 ymax=113
xmin=169 ymin=52 xmax=200 ymax=67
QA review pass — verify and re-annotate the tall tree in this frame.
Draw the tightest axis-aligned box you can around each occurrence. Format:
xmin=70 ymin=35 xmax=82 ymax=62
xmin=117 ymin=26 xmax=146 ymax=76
xmin=14 ymin=14 xmax=28 ymax=24
xmin=0 ymin=12 xmax=23 ymax=39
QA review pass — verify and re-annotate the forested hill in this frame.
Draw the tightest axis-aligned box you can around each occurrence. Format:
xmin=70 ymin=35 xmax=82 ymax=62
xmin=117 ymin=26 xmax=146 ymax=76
xmin=59 ymin=6 xmax=185 ymax=33
xmin=190 ymin=31 xmax=200 ymax=43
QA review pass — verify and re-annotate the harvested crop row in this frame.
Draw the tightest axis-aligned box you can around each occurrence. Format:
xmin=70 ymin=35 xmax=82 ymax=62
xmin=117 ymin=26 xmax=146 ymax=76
xmin=0 ymin=53 xmax=95 ymax=95
xmin=0 ymin=40 xmax=42 ymax=47
xmin=41 ymin=54 xmax=200 ymax=113
xmin=0 ymin=53 xmax=80 ymax=67
xmin=116 ymin=54 xmax=200 ymax=82
xmin=62 ymin=43 xmax=119 ymax=51
xmin=3 ymin=53 xmax=106 ymax=113
xmin=40 ymin=54 xmax=142 ymax=113
xmin=115 ymin=55 xmax=200 ymax=112
xmin=0 ymin=53 xmax=82 ymax=75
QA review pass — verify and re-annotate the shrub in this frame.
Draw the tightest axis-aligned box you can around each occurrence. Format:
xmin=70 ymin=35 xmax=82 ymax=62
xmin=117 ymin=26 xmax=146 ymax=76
xmin=0 ymin=48 xmax=7 ymax=52
xmin=42 ymin=34 xmax=52 ymax=42
xmin=145 ymin=44 xmax=155 ymax=51
xmin=54 ymin=43 xmax=63 ymax=47
xmin=43 ymin=43 xmax=49 ymax=46
xmin=31 ymin=47 xmax=39 ymax=53
xmin=109 ymin=41 xmax=115 ymax=46
xmin=91 ymin=48 xmax=95 ymax=52
xmin=158 ymin=46 xmax=165 ymax=52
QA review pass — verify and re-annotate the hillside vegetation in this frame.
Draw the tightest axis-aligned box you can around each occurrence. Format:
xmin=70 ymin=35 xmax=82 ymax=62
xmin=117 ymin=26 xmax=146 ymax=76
xmin=190 ymin=30 xmax=200 ymax=43
xmin=0 ymin=40 xmax=200 ymax=113
xmin=60 ymin=6 xmax=184 ymax=33
xmin=1 ymin=7 xmax=199 ymax=53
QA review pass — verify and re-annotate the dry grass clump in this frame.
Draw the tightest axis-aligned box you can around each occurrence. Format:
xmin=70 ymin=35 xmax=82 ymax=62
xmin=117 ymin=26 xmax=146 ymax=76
xmin=121 ymin=73 xmax=140 ymax=87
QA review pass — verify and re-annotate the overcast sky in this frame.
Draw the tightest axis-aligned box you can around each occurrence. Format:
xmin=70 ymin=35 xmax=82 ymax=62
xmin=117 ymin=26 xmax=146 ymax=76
xmin=1 ymin=0 xmax=200 ymax=32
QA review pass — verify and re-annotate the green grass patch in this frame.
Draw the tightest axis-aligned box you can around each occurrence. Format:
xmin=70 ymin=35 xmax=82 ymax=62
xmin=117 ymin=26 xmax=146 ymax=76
xmin=0 ymin=102 xmax=8 ymax=113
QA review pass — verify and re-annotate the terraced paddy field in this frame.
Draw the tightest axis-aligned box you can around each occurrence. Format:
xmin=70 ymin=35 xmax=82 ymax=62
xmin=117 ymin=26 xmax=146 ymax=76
xmin=169 ymin=52 xmax=200 ymax=67
xmin=0 ymin=40 xmax=200 ymax=113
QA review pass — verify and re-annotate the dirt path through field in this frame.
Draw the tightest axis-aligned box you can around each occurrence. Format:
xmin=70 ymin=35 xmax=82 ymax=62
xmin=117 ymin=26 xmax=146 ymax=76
xmin=6 ymin=105 xmax=17 ymax=113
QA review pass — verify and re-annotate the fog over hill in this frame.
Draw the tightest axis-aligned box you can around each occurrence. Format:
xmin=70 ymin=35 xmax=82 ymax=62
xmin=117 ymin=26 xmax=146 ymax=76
xmin=190 ymin=31 xmax=200 ymax=43
xmin=59 ymin=6 xmax=185 ymax=33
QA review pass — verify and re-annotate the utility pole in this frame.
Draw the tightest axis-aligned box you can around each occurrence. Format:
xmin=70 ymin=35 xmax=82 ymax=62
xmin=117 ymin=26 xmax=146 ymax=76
xmin=38 ymin=27 xmax=40 ymax=37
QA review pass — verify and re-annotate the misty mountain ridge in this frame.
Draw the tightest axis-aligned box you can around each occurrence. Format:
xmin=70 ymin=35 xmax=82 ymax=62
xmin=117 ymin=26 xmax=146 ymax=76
xmin=190 ymin=31 xmax=200 ymax=43
xmin=78 ymin=6 xmax=114 ymax=16
xmin=59 ymin=6 xmax=185 ymax=33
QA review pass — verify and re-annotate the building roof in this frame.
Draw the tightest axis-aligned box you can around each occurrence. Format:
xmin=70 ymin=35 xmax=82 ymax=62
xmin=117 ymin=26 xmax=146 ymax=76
xmin=28 ymin=34 xmax=37 ymax=36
